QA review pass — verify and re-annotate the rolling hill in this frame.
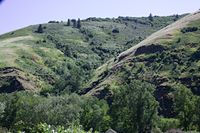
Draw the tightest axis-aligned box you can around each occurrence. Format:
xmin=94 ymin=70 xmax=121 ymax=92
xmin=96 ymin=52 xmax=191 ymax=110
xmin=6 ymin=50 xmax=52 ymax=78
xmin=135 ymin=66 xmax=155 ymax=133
xmin=1 ymin=12 xmax=200 ymax=132
xmin=0 ymin=15 xmax=182 ymax=94
xmin=83 ymin=11 xmax=200 ymax=117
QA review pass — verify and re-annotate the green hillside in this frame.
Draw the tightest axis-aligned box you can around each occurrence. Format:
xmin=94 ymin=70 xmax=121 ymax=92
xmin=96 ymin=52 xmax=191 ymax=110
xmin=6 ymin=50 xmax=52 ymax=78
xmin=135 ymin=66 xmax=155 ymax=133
xmin=1 ymin=12 xmax=200 ymax=133
xmin=83 ymin=11 xmax=200 ymax=132
xmin=0 ymin=15 xmax=181 ymax=94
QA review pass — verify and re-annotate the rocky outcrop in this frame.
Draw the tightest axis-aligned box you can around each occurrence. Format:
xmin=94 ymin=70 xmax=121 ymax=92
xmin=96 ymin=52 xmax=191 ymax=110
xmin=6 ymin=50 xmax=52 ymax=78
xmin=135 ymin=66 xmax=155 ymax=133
xmin=0 ymin=67 xmax=37 ymax=93
xmin=117 ymin=44 xmax=166 ymax=62
xmin=154 ymin=84 xmax=175 ymax=117
xmin=178 ymin=76 xmax=200 ymax=95
xmin=134 ymin=44 xmax=166 ymax=56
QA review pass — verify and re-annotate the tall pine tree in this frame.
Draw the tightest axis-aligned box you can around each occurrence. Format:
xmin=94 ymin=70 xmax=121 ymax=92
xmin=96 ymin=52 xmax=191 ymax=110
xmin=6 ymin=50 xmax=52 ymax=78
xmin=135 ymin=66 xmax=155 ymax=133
xmin=148 ymin=13 xmax=153 ymax=21
xmin=77 ymin=18 xmax=81 ymax=28
xmin=36 ymin=24 xmax=44 ymax=33
xmin=67 ymin=19 xmax=71 ymax=26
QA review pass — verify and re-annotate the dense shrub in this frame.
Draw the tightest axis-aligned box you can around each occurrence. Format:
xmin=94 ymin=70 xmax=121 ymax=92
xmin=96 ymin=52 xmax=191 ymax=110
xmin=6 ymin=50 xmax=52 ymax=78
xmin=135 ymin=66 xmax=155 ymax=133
xmin=48 ymin=21 xmax=59 ymax=23
xmin=174 ymin=84 xmax=198 ymax=131
xmin=191 ymin=48 xmax=200 ymax=61
xmin=112 ymin=28 xmax=119 ymax=33
xmin=80 ymin=97 xmax=110 ymax=132
xmin=32 ymin=123 xmax=99 ymax=133
xmin=110 ymin=80 xmax=159 ymax=133
xmin=157 ymin=118 xmax=180 ymax=132
xmin=0 ymin=92 xmax=110 ymax=132
xmin=181 ymin=27 xmax=198 ymax=33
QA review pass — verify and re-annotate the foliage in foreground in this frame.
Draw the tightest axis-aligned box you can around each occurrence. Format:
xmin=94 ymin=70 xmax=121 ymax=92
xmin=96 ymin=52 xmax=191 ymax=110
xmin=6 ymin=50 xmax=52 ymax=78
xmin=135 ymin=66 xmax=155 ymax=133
xmin=0 ymin=92 xmax=109 ymax=132
xmin=30 ymin=123 xmax=99 ymax=133
xmin=0 ymin=80 xmax=200 ymax=132
xmin=111 ymin=80 xmax=159 ymax=133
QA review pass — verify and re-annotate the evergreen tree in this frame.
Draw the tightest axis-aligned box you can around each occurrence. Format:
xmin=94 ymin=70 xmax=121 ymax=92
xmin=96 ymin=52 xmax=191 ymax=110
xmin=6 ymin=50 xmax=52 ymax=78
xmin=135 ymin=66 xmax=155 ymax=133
xmin=36 ymin=24 xmax=44 ymax=33
xmin=174 ymin=14 xmax=179 ymax=21
xmin=77 ymin=18 xmax=81 ymax=28
xmin=148 ymin=13 xmax=153 ymax=21
xmin=71 ymin=19 xmax=77 ymax=28
xmin=67 ymin=19 xmax=71 ymax=26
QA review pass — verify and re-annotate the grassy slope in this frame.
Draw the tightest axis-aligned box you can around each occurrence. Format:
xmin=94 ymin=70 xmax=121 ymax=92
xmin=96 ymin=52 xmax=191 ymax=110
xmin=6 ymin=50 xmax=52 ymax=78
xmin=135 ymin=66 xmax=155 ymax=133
xmin=0 ymin=15 xmax=183 ymax=92
xmin=84 ymin=12 xmax=200 ymax=117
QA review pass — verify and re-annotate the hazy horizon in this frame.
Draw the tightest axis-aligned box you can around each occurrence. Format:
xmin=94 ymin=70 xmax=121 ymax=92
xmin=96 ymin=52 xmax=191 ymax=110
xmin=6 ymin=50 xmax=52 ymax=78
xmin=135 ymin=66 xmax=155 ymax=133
xmin=0 ymin=0 xmax=200 ymax=35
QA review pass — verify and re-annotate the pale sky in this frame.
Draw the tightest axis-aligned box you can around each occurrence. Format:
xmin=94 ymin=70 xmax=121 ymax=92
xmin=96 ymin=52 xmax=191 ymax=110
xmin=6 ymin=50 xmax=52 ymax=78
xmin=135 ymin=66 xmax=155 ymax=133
xmin=0 ymin=0 xmax=200 ymax=35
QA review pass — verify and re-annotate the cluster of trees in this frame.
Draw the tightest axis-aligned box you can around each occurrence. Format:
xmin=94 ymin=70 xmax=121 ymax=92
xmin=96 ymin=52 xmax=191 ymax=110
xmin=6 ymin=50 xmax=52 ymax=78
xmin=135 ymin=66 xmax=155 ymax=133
xmin=110 ymin=80 xmax=158 ymax=133
xmin=31 ymin=123 xmax=99 ymax=133
xmin=0 ymin=92 xmax=110 ymax=132
xmin=36 ymin=18 xmax=82 ymax=34
xmin=148 ymin=13 xmax=179 ymax=22
xmin=66 ymin=18 xmax=81 ymax=28
xmin=9 ymin=43 xmax=200 ymax=133
xmin=174 ymin=84 xmax=200 ymax=131
xmin=0 ymin=78 xmax=200 ymax=132
xmin=0 ymin=80 xmax=158 ymax=133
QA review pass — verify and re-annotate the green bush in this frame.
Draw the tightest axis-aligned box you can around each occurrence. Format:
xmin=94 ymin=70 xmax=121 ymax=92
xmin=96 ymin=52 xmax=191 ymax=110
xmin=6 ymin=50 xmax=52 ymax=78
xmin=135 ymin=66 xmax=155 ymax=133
xmin=174 ymin=84 xmax=198 ymax=131
xmin=181 ymin=27 xmax=198 ymax=33
xmin=110 ymin=80 xmax=159 ymax=133
xmin=80 ymin=97 xmax=111 ymax=132
xmin=0 ymin=92 xmax=110 ymax=132
xmin=31 ymin=123 xmax=99 ymax=133
xmin=157 ymin=118 xmax=180 ymax=132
